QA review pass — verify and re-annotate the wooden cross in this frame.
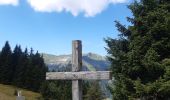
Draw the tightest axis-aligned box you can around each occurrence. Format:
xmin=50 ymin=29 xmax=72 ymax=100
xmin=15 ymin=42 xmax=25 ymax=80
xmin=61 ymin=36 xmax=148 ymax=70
xmin=46 ymin=40 xmax=112 ymax=100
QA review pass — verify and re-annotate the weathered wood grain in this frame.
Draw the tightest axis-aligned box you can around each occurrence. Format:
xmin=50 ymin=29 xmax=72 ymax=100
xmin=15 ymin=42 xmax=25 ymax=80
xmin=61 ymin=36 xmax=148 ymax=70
xmin=72 ymin=40 xmax=82 ymax=72
xmin=72 ymin=40 xmax=82 ymax=100
xmin=46 ymin=71 xmax=112 ymax=80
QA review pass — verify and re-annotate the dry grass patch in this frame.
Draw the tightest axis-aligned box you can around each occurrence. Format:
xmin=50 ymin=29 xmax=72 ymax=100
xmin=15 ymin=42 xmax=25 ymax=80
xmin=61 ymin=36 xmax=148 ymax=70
xmin=0 ymin=84 xmax=41 ymax=100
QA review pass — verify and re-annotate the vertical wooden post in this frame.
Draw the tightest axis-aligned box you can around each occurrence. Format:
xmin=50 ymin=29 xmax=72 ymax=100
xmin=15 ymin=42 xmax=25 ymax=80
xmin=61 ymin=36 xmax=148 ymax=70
xmin=72 ymin=40 xmax=82 ymax=100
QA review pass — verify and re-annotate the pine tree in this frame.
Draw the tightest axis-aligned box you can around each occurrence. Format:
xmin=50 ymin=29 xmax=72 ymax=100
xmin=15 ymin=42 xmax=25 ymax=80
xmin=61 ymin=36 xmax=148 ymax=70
xmin=83 ymin=81 xmax=104 ymax=100
xmin=29 ymin=51 xmax=46 ymax=91
xmin=24 ymin=49 xmax=48 ymax=91
xmin=0 ymin=42 xmax=48 ymax=92
xmin=105 ymin=0 xmax=170 ymax=99
xmin=0 ymin=41 xmax=12 ymax=84
xmin=12 ymin=45 xmax=22 ymax=85
xmin=14 ymin=48 xmax=29 ymax=87
xmin=40 ymin=80 xmax=72 ymax=100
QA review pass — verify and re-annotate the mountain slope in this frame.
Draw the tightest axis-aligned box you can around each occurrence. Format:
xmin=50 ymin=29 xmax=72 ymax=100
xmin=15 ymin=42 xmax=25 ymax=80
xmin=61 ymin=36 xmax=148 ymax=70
xmin=42 ymin=52 xmax=110 ymax=71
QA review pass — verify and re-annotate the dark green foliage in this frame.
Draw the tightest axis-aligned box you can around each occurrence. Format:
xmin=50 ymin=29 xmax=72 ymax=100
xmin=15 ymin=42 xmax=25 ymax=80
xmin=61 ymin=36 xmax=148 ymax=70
xmin=0 ymin=41 xmax=48 ymax=92
xmin=105 ymin=0 xmax=170 ymax=99
xmin=83 ymin=81 xmax=104 ymax=100
xmin=40 ymin=80 xmax=72 ymax=100
xmin=0 ymin=41 xmax=12 ymax=84
xmin=40 ymin=80 xmax=104 ymax=100
xmin=24 ymin=51 xmax=47 ymax=91
xmin=12 ymin=45 xmax=23 ymax=85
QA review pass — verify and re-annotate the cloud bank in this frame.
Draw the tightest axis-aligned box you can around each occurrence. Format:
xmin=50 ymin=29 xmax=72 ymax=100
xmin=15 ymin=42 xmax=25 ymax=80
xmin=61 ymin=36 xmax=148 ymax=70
xmin=0 ymin=0 xmax=19 ymax=6
xmin=27 ymin=0 xmax=127 ymax=17
xmin=0 ymin=0 xmax=128 ymax=17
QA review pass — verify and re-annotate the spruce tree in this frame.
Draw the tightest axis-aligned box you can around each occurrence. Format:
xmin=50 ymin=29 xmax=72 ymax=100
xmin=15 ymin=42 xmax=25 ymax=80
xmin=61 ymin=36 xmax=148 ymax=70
xmin=12 ymin=45 xmax=22 ymax=85
xmin=105 ymin=0 xmax=170 ymax=99
xmin=40 ymin=80 xmax=72 ymax=100
xmin=0 ymin=41 xmax=12 ymax=84
xmin=14 ymin=47 xmax=29 ymax=87
xmin=24 ymin=49 xmax=48 ymax=91
xmin=30 ymin=51 xmax=47 ymax=91
xmin=0 ymin=42 xmax=48 ymax=92
xmin=83 ymin=81 xmax=104 ymax=100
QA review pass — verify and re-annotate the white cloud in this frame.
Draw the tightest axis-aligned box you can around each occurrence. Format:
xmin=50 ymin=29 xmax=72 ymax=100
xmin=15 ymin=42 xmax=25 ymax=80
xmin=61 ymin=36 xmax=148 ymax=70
xmin=27 ymin=0 xmax=128 ymax=17
xmin=0 ymin=0 xmax=19 ymax=6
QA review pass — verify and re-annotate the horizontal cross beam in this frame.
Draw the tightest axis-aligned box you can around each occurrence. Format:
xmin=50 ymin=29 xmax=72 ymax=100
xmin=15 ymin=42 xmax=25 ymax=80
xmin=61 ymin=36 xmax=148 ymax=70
xmin=46 ymin=71 xmax=112 ymax=80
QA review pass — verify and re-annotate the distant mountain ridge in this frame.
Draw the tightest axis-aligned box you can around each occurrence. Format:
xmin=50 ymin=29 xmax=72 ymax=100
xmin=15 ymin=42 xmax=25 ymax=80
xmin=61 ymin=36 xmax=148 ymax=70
xmin=42 ymin=52 xmax=110 ymax=71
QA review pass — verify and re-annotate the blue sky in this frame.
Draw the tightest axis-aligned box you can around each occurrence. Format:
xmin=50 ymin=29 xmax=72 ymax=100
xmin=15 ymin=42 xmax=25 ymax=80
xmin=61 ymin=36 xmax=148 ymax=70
xmin=0 ymin=0 xmax=132 ymax=56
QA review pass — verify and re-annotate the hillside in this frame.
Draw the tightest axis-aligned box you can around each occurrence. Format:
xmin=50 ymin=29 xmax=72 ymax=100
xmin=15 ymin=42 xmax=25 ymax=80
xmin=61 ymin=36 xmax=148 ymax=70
xmin=42 ymin=52 xmax=110 ymax=71
xmin=0 ymin=84 xmax=41 ymax=100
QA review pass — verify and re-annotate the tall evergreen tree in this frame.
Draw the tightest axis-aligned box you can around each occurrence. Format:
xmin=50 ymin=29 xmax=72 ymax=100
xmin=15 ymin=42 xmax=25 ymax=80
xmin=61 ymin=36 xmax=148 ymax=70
xmin=0 ymin=41 xmax=12 ymax=84
xmin=105 ymin=0 xmax=170 ymax=99
xmin=40 ymin=80 xmax=72 ymax=100
xmin=83 ymin=81 xmax=104 ymax=100
xmin=0 ymin=42 xmax=48 ymax=92
xmin=23 ymin=49 xmax=48 ymax=91
xmin=12 ymin=45 xmax=22 ymax=85
xmin=29 ymin=51 xmax=47 ymax=91
xmin=14 ymin=48 xmax=29 ymax=87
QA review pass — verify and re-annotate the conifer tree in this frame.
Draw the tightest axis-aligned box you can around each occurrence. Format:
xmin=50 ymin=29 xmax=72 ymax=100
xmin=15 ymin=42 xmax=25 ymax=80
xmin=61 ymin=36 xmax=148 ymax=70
xmin=84 ymin=81 xmax=104 ymax=100
xmin=0 ymin=42 xmax=48 ymax=92
xmin=105 ymin=0 xmax=170 ymax=99
xmin=40 ymin=80 xmax=72 ymax=100
xmin=14 ymin=48 xmax=29 ymax=87
xmin=12 ymin=45 xmax=22 ymax=85
xmin=0 ymin=41 xmax=12 ymax=84
xmin=21 ymin=49 xmax=48 ymax=91
xmin=29 ymin=51 xmax=47 ymax=91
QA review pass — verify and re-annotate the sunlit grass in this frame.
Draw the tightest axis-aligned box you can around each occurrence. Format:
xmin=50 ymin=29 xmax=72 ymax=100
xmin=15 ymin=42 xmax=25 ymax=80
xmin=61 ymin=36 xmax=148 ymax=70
xmin=0 ymin=84 xmax=41 ymax=100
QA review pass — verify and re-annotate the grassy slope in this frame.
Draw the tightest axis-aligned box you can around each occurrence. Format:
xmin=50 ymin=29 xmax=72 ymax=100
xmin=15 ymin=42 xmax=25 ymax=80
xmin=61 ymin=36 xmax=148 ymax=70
xmin=0 ymin=84 xmax=41 ymax=100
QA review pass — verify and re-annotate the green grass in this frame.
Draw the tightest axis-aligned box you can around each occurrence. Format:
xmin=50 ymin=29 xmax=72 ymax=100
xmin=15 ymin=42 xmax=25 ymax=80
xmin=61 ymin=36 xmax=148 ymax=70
xmin=0 ymin=84 xmax=42 ymax=100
